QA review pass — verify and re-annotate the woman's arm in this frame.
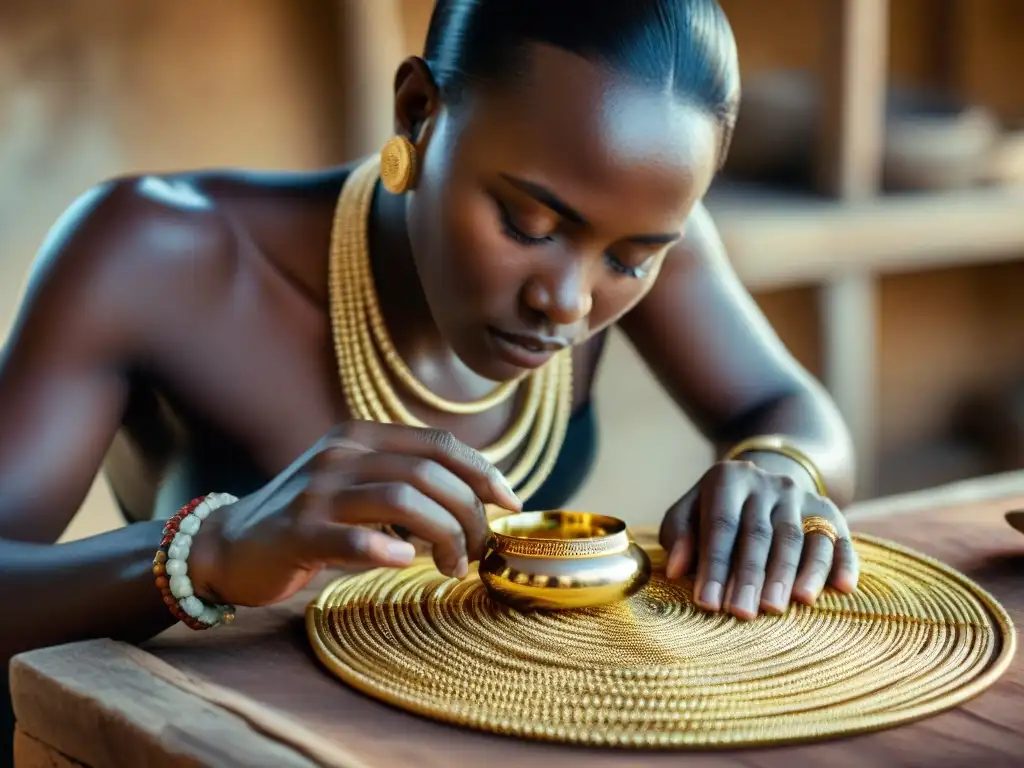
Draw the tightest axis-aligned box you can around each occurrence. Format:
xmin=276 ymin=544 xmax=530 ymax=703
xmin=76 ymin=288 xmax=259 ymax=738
xmin=0 ymin=523 xmax=173 ymax=661
xmin=619 ymin=201 xmax=855 ymax=506
xmin=0 ymin=180 xmax=225 ymax=661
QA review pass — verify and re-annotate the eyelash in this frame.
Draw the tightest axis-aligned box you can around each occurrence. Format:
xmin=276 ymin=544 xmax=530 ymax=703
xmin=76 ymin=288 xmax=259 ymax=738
xmin=495 ymin=199 xmax=650 ymax=280
xmin=604 ymin=255 xmax=651 ymax=280
xmin=496 ymin=200 xmax=551 ymax=246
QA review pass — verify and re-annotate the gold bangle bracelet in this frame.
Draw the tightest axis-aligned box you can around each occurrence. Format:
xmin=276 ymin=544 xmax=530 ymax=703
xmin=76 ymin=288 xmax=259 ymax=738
xmin=721 ymin=434 xmax=829 ymax=498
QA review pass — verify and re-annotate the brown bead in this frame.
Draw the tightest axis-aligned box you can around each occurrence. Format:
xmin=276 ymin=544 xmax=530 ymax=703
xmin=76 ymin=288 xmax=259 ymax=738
xmin=153 ymin=551 xmax=167 ymax=564
xmin=154 ymin=576 xmax=169 ymax=590
xmin=163 ymin=594 xmax=177 ymax=606
xmin=152 ymin=563 xmax=165 ymax=577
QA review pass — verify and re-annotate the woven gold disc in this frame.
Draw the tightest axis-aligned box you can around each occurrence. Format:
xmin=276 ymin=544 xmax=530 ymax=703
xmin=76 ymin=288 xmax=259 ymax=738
xmin=306 ymin=533 xmax=1016 ymax=749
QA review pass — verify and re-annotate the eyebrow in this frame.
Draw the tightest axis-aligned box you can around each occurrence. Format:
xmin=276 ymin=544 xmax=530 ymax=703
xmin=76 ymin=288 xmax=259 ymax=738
xmin=499 ymin=173 xmax=681 ymax=246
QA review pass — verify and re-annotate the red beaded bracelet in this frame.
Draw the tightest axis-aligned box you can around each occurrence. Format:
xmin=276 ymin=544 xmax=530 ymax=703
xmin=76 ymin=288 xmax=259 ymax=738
xmin=152 ymin=493 xmax=237 ymax=630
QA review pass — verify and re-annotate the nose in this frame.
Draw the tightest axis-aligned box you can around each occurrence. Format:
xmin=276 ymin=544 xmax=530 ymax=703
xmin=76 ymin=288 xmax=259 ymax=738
xmin=522 ymin=257 xmax=594 ymax=327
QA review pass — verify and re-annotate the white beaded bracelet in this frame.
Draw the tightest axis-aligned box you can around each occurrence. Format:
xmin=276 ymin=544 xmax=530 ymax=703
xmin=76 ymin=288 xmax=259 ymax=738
xmin=152 ymin=492 xmax=238 ymax=630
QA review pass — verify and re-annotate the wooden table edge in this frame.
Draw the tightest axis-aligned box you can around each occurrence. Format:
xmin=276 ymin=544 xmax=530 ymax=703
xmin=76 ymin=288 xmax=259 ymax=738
xmin=845 ymin=470 xmax=1024 ymax=522
xmin=10 ymin=639 xmax=324 ymax=768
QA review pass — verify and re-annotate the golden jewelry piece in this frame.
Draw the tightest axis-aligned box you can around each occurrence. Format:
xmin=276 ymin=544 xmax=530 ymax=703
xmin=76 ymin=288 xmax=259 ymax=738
xmin=379 ymin=135 xmax=419 ymax=195
xmin=802 ymin=515 xmax=839 ymax=545
xmin=308 ymin=533 xmax=1016 ymax=749
xmin=480 ymin=512 xmax=651 ymax=610
xmin=328 ymin=156 xmax=574 ymax=502
xmin=722 ymin=434 xmax=829 ymax=497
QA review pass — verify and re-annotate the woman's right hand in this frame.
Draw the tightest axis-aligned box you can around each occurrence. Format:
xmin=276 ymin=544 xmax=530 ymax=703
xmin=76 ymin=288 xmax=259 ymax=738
xmin=186 ymin=421 xmax=522 ymax=608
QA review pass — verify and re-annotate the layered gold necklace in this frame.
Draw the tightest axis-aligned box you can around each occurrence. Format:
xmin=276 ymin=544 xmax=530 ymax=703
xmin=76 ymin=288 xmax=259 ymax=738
xmin=327 ymin=156 xmax=574 ymax=503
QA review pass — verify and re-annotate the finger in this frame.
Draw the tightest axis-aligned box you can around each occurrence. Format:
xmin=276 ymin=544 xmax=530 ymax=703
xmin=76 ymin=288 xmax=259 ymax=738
xmin=761 ymin=498 xmax=804 ymax=614
xmin=792 ymin=501 xmax=839 ymax=605
xmin=296 ymin=523 xmax=417 ymax=569
xmin=726 ymin=494 xmax=774 ymax=620
xmin=339 ymin=452 xmax=490 ymax=560
xmin=330 ymin=483 xmax=470 ymax=577
xmin=695 ymin=466 xmax=748 ymax=612
xmin=660 ymin=483 xmax=700 ymax=581
xmin=812 ymin=499 xmax=858 ymax=592
xmin=329 ymin=422 xmax=522 ymax=512
xmin=830 ymin=535 xmax=859 ymax=593
xmin=792 ymin=534 xmax=833 ymax=605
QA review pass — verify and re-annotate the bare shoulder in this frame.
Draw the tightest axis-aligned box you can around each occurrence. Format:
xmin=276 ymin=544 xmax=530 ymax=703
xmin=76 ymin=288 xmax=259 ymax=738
xmin=22 ymin=174 xmax=233 ymax=302
xmin=4 ymin=176 xmax=234 ymax=368
xmin=12 ymin=165 xmax=349 ymax=362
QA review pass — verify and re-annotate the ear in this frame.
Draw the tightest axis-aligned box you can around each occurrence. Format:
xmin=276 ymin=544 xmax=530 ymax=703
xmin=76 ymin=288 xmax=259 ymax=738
xmin=392 ymin=56 xmax=442 ymax=148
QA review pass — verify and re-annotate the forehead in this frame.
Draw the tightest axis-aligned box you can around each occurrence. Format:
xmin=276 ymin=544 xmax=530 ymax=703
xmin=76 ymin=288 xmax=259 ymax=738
xmin=452 ymin=44 xmax=720 ymax=229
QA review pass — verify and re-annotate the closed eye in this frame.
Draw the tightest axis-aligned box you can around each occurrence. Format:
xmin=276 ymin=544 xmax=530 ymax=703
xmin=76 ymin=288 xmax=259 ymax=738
xmin=495 ymin=199 xmax=552 ymax=246
xmin=605 ymin=253 xmax=654 ymax=279
xmin=494 ymin=193 xmax=656 ymax=278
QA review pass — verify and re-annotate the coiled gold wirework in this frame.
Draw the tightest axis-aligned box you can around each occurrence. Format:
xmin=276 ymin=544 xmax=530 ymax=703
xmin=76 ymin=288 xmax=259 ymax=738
xmin=307 ymin=533 xmax=1016 ymax=749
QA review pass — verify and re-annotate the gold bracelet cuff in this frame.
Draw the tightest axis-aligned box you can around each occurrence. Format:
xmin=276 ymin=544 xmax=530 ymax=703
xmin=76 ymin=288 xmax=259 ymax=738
xmin=722 ymin=434 xmax=828 ymax=497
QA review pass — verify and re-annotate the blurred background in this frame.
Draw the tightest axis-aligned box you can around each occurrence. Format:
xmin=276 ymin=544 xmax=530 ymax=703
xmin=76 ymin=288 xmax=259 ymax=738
xmin=3 ymin=0 xmax=1024 ymax=540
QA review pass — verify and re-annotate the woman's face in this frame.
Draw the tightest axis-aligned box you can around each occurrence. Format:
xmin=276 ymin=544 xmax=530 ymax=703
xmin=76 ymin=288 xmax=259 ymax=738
xmin=400 ymin=45 xmax=721 ymax=382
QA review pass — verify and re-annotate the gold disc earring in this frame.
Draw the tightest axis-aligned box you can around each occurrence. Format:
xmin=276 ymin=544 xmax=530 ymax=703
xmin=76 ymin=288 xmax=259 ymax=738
xmin=380 ymin=135 xmax=418 ymax=194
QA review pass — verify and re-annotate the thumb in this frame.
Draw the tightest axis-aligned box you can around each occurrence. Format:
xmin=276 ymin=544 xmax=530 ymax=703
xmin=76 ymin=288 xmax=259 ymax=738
xmin=660 ymin=481 xmax=701 ymax=581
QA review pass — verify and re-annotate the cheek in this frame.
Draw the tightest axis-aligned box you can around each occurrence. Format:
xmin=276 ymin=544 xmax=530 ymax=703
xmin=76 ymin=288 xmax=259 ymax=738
xmin=589 ymin=272 xmax=659 ymax=334
xmin=437 ymin=183 xmax=526 ymax=301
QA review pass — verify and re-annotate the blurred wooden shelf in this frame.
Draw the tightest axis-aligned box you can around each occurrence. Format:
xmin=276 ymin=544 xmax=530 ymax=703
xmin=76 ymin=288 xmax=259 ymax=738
xmin=707 ymin=180 xmax=1024 ymax=289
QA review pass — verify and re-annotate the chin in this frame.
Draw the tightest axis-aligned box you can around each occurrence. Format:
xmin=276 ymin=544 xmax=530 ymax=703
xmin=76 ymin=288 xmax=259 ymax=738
xmin=453 ymin=338 xmax=522 ymax=383
xmin=457 ymin=327 xmax=564 ymax=383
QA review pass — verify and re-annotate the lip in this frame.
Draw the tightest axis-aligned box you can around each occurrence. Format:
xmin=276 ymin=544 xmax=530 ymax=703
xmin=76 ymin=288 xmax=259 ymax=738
xmin=487 ymin=328 xmax=566 ymax=369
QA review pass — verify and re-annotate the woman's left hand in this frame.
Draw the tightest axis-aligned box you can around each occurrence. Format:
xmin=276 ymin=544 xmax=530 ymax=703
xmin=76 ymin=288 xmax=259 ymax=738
xmin=659 ymin=460 xmax=859 ymax=620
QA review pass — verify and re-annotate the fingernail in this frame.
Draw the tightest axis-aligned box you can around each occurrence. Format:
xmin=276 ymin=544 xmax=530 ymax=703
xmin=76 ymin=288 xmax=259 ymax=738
xmin=666 ymin=541 xmax=686 ymax=580
xmin=734 ymin=585 xmax=757 ymax=617
xmin=382 ymin=539 xmax=416 ymax=564
xmin=808 ymin=574 xmax=827 ymax=599
xmin=797 ymin=575 xmax=825 ymax=604
xmin=492 ymin=474 xmax=522 ymax=510
xmin=836 ymin=571 xmax=859 ymax=593
xmin=763 ymin=581 xmax=785 ymax=610
xmin=700 ymin=581 xmax=723 ymax=610
xmin=453 ymin=556 xmax=469 ymax=580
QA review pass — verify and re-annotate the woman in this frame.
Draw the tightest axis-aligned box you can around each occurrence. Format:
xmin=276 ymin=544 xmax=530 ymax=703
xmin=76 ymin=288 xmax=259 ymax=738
xmin=0 ymin=0 xmax=858 ymax=737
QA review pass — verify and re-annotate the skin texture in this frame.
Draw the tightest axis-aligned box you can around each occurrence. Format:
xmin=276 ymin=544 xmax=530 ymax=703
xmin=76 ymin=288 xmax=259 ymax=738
xmin=0 ymin=44 xmax=856 ymax=671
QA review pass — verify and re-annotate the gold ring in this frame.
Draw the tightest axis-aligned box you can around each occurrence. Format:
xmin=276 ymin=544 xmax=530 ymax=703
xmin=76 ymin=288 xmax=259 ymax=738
xmin=802 ymin=515 xmax=838 ymax=545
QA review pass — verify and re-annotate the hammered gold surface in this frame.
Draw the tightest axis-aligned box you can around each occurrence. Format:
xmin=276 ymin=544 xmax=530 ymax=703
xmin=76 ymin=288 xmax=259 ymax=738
xmin=307 ymin=534 xmax=1016 ymax=749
